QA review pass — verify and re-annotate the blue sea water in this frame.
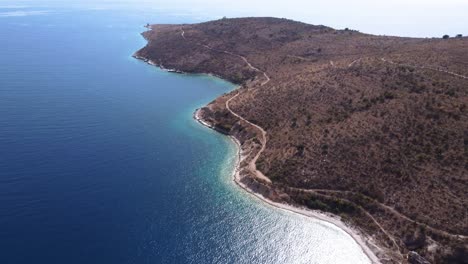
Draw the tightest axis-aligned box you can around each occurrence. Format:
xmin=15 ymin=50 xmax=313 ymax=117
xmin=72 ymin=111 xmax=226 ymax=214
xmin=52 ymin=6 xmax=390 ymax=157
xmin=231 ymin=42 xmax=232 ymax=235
xmin=0 ymin=5 xmax=371 ymax=264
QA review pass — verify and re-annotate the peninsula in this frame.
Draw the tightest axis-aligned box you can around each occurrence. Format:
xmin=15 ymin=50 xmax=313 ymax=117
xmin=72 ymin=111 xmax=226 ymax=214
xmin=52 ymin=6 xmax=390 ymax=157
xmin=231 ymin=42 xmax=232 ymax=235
xmin=134 ymin=17 xmax=468 ymax=263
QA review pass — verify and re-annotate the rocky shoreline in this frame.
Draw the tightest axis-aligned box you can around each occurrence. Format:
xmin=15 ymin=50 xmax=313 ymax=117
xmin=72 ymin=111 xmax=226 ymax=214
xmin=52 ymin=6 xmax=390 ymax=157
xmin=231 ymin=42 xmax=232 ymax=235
xmin=133 ymin=18 xmax=468 ymax=263
xmin=134 ymin=29 xmax=384 ymax=264
xmin=193 ymin=108 xmax=382 ymax=264
xmin=133 ymin=54 xmax=185 ymax=73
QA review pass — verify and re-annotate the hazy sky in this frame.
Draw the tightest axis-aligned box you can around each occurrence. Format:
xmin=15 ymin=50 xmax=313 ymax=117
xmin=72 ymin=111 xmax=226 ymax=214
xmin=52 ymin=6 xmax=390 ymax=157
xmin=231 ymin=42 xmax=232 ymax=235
xmin=2 ymin=0 xmax=467 ymax=37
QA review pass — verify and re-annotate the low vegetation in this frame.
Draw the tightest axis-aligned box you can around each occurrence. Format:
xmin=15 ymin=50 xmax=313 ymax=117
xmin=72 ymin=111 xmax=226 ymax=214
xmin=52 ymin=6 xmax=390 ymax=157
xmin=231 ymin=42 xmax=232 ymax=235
xmin=136 ymin=17 xmax=468 ymax=263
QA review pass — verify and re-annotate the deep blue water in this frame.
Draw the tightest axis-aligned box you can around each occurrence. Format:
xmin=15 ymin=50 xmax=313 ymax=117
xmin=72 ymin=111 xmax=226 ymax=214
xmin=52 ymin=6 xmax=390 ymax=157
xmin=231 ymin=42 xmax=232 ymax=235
xmin=0 ymin=6 xmax=370 ymax=264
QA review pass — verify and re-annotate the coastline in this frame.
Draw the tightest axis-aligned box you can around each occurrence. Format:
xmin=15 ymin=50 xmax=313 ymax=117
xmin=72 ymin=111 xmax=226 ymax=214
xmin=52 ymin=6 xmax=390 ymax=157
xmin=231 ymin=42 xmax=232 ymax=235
xmin=193 ymin=108 xmax=381 ymax=264
xmin=133 ymin=53 xmax=228 ymax=80
xmin=134 ymin=28 xmax=382 ymax=263
xmin=132 ymin=19 xmax=468 ymax=263
xmin=133 ymin=54 xmax=185 ymax=73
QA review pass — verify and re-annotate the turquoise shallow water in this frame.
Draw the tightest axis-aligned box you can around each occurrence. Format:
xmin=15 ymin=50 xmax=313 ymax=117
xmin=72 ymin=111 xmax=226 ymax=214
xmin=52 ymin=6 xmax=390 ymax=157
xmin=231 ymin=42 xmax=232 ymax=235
xmin=0 ymin=4 xmax=371 ymax=264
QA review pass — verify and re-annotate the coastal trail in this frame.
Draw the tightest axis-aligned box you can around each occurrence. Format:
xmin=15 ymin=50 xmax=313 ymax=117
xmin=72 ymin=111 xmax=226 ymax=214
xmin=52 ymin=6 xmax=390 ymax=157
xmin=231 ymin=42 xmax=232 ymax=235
xmin=381 ymin=57 xmax=468 ymax=80
xmin=183 ymin=24 xmax=463 ymax=239
xmin=180 ymin=27 xmax=272 ymax=183
xmin=293 ymin=188 xmax=404 ymax=256
xmin=348 ymin=58 xmax=362 ymax=67
xmin=225 ymin=93 xmax=271 ymax=183
xmin=296 ymin=188 xmax=468 ymax=240
xmin=180 ymin=29 xmax=388 ymax=260
xmin=181 ymin=25 xmax=467 ymax=259
xmin=180 ymin=28 xmax=270 ymax=86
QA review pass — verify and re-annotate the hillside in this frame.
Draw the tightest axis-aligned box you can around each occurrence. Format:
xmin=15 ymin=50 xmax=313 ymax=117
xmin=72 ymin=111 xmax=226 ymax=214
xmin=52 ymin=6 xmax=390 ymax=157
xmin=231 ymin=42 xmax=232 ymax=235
xmin=135 ymin=17 xmax=468 ymax=263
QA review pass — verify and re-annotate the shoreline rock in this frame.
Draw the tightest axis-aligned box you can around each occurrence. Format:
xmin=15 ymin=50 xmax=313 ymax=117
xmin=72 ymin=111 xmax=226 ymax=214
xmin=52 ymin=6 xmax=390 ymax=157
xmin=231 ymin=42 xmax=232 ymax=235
xmin=193 ymin=104 xmax=383 ymax=264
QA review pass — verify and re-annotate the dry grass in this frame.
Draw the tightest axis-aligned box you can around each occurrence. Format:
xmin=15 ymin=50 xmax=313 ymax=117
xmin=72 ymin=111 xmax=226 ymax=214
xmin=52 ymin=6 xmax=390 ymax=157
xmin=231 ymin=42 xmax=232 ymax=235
xmin=136 ymin=17 xmax=468 ymax=263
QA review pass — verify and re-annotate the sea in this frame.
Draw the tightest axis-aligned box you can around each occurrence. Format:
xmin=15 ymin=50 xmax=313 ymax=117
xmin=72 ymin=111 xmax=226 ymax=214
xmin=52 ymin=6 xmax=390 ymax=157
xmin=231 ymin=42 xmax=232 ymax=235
xmin=0 ymin=3 xmax=371 ymax=264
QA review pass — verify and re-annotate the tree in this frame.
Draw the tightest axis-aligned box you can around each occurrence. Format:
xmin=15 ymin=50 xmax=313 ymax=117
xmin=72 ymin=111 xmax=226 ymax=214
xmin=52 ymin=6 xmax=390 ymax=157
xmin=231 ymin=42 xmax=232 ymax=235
xmin=456 ymin=34 xmax=463 ymax=38
xmin=442 ymin=35 xmax=450 ymax=39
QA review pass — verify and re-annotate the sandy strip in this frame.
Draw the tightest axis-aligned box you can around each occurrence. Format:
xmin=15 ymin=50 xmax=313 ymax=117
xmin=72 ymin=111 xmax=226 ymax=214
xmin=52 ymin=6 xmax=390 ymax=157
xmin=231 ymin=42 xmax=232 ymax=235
xmin=193 ymin=109 xmax=381 ymax=264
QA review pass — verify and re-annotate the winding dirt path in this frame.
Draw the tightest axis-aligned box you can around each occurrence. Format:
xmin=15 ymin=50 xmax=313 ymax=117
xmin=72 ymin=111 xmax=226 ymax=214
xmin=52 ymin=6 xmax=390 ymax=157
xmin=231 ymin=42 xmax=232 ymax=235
xmin=180 ymin=27 xmax=271 ymax=183
xmin=286 ymin=54 xmax=314 ymax=62
xmin=306 ymin=189 xmax=403 ymax=255
xmin=179 ymin=27 xmax=466 ymax=259
xmin=225 ymin=93 xmax=271 ymax=183
xmin=293 ymin=188 xmax=467 ymax=240
xmin=381 ymin=57 xmax=468 ymax=79
xmin=348 ymin=58 xmax=362 ymax=67
xmin=180 ymin=28 xmax=270 ymax=86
